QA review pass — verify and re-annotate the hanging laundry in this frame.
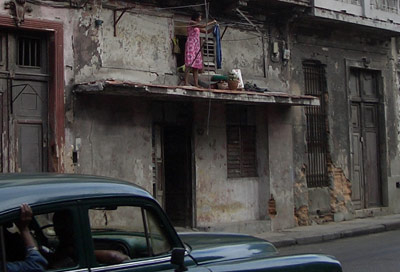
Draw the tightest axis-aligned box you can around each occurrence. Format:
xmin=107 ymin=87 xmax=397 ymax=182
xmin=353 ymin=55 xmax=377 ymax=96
xmin=213 ymin=24 xmax=222 ymax=69
xmin=172 ymin=37 xmax=181 ymax=54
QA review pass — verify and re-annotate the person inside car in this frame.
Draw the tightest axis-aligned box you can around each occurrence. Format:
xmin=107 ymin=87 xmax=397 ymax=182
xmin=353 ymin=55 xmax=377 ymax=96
xmin=48 ymin=210 xmax=129 ymax=269
xmin=4 ymin=203 xmax=48 ymax=272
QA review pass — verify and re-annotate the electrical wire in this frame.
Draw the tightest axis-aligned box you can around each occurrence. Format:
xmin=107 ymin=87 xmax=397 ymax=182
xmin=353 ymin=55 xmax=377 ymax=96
xmin=155 ymin=3 xmax=206 ymax=10
xmin=27 ymin=0 xmax=89 ymax=9
xmin=222 ymin=36 xmax=261 ymax=42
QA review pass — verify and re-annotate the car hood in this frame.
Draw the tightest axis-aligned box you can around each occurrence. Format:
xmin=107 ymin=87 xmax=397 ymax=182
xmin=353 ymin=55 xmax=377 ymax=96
xmin=178 ymin=232 xmax=278 ymax=265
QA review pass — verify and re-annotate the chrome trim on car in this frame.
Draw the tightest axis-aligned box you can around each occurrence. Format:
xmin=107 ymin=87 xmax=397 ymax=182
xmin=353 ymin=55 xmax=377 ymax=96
xmin=66 ymin=269 xmax=89 ymax=272
xmin=90 ymin=256 xmax=172 ymax=271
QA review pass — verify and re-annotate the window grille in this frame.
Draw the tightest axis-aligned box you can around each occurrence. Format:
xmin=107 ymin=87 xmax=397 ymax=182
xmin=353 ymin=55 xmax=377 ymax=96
xmin=226 ymin=106 xmax=257 ymax=178
xmin=18 ymin=37 xmax=41 ymax=67
xmin=303 ymin=62 xmax=329 ymax=187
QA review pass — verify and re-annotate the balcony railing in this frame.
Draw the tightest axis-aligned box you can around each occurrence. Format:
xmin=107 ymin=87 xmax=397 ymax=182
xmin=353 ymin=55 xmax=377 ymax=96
xmin=332 ymin=0 xmax=399 ymax=14
xmin=371 ymin=0 xmax=399 ymax=14
xmin=335 ymin=0 xmax=361 ymax=5
xmin=313 ymin=0 xmax=400 ymax=31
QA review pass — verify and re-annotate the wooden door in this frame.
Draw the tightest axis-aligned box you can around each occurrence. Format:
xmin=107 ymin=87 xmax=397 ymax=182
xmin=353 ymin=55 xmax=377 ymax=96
xmin=349 ymin=69 xmax=382 ymax=208
xmin=153 ymin=124 xmax=165 ymax=208
xmin=0 ymin=30 xmax=49 ymax=172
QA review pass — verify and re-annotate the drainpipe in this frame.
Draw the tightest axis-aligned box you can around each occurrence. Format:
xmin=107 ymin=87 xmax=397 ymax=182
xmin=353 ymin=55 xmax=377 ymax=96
xmin=262 ymin=35 xmax=266 ymax=78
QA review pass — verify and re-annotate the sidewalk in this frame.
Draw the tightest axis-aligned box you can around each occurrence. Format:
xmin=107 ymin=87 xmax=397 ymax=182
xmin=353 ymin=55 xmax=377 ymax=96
xmin=254 ymin=213 xmax=400 ymax=248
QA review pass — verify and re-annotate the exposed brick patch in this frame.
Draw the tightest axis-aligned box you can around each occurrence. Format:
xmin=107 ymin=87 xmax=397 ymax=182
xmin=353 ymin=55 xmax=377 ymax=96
xmin=294 ymin=165 xmax=310 ymax=226
xmin=329 ymin=164 xmax=353 ymax=215
xmin=295 ymin=205 xmax=310 ymax=226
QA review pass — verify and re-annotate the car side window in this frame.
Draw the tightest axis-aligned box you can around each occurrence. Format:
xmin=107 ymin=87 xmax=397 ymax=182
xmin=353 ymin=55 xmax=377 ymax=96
xmin=0 ymin=208 xmax=80 ymax=272
xmin=33 ymin=210 xmax=80 ymax=271
xmin=88 ymin=205 xmax=172 ymax=267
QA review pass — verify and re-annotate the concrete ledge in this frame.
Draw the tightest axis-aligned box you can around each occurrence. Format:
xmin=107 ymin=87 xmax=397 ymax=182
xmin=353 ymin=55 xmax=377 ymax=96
xmin=321 ymin=232 xmax=341 ymax=241
xmin=296 ymin=235 xmax=324 ymax=245
xmin=384 ymin=221 xmax=400 ymax=231
xmin=254 ymin=214 xmax=400 ymax=248
xmin=340 ymin=225 xmax=385 ymax=238
xmin=272 ymin=238 xmax=297 ymax=248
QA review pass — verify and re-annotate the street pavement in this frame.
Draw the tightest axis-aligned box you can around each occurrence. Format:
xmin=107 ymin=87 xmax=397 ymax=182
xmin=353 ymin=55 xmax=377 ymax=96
xmin=254 ymin=213 xmax=400 ymax=248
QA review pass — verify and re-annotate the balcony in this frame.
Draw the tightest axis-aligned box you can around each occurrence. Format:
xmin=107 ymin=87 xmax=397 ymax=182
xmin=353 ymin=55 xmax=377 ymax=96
xmin=312 ymin=0 xmax=400 ymax=32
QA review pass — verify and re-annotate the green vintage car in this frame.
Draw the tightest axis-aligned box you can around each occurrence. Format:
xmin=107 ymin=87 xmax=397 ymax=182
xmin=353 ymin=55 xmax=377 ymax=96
xmin=0 ymin=174 xmax=342 ymax=272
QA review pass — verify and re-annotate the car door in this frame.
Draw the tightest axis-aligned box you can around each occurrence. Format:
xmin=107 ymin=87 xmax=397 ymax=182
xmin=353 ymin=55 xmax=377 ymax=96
xmin=0 ymin=201 xmax=89 ymax=272
xmin=79 ymin=198 xmax=208 ymax=272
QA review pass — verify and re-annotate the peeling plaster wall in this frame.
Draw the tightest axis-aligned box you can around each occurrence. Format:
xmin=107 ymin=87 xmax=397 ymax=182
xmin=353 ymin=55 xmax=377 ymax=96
xmin=193 ymin=102 xmax=269 ymax=226
xmin=73 ymin=95 xmax=153 ymax=191
xmin=267 ymin=105 xmax=296 ymax=230
xmin=389 ymin=37 xmax=400 ymax=213
xmin=76 ymin=8 xmax=176 ymax=84
xmin=220 ymin=28 xmax=265 ymax=78
xmin=291 ymin=25 xmax=400 ymax=223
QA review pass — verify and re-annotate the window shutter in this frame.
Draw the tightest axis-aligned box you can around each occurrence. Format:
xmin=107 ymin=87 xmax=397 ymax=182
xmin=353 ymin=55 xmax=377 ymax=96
xmin=201 ymin=34 xmax=216 ymax=73
xmin=227 ymin=126 xmax=241 ymax=178
xmin=241 ymin=126 xmax=257 ymax=177
xmin=227 ymin=126 xmax=257 ymax=178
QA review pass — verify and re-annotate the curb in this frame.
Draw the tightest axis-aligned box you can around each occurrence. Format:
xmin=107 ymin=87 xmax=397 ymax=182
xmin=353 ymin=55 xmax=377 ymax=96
xmin=272 ymin=220 xmax=400 ymax=248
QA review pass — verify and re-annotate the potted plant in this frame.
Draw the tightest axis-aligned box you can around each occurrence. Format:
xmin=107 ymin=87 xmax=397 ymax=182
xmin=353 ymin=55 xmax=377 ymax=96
xmin=227 ymin=72 xmax=239 ymax=90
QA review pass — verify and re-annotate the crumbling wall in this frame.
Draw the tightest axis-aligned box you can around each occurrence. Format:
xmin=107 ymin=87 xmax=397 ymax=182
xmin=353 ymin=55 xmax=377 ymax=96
xmin=294 ymin=164 xmax=310 ymax=226
xmin=220 ymin=28 xmax=265 ymax=78
xmin=73 ymin=5 xmax=176 ymax=84
xmin=290 ymin=20 xmax=399 ymax=224
xmin=329 ymin=164 xmax=354 ymax=221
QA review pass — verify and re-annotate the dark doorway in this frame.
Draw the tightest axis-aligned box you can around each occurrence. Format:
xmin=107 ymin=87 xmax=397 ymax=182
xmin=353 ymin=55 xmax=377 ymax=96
xmin=163 ymin=125 xmax=192 ymax=227
xmin=349 ymin=68 xmax=382 ymax=208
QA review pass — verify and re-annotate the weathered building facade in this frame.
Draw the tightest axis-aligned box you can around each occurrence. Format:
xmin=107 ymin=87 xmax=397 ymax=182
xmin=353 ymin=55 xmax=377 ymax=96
xmin=1 ymin=0 xmax=400 ymax=232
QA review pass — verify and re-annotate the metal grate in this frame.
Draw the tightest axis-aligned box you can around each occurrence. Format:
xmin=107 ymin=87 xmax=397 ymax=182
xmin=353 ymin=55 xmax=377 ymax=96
xmin=303 ymin=62 xmax=329 ymax=187
xmin=18 ymin=37 xmax=41 ymax=67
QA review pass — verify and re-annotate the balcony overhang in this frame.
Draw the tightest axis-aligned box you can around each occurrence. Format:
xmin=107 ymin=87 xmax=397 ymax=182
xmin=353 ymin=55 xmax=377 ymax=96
xmin=74 ymin=80 xmax=319 ymax=106
xmin=312 ymin=3 xmax=400 ymax=34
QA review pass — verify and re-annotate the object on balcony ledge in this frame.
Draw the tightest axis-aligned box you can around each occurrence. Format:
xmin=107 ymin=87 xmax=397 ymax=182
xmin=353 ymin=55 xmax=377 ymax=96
xmin=227 ymin=72 xmax=239 ymax=90
xmin=244 ymin=82 xmax=268 ymax=93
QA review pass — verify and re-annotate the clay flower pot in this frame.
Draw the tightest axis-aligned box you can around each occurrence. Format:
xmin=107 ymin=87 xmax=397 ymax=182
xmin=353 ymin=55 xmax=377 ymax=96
xmin=228 ymin=80 xmax=239 ymax=90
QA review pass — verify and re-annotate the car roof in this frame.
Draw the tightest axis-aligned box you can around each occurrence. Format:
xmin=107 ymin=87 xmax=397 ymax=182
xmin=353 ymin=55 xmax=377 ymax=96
xmin=0 ymin=173 xmax=153 ymax=214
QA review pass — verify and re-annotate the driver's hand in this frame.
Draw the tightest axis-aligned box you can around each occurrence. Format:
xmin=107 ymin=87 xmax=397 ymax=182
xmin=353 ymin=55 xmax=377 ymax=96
xmin=16 ymin=203 xmax=33 ymax=231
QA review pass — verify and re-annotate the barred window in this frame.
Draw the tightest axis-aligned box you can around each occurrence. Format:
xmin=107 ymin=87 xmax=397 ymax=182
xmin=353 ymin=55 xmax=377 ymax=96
xmin=226 ymin=106 xmax=257 ymax=178
xmin=18 ymin=37 xmax=41 ymax=67
xmin=303 ymin=61 xmax=329 ymax=187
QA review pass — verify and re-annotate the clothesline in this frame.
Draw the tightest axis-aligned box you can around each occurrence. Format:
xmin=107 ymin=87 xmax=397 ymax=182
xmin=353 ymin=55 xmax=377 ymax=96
xmin=155 ymin=3 xmax=206 ymax=10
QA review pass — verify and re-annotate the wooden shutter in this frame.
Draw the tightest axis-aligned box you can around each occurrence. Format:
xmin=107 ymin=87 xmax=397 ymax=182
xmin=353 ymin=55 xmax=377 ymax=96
xmin=227 ymin=126 xmax=257 ymax=178
xmin=201 ymin=34 xmax=216 ymax=73
xmin=241 ymin=126 xmax=257 ymax=177
xmin=227 ymin=126 xmax=241 ymax=178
